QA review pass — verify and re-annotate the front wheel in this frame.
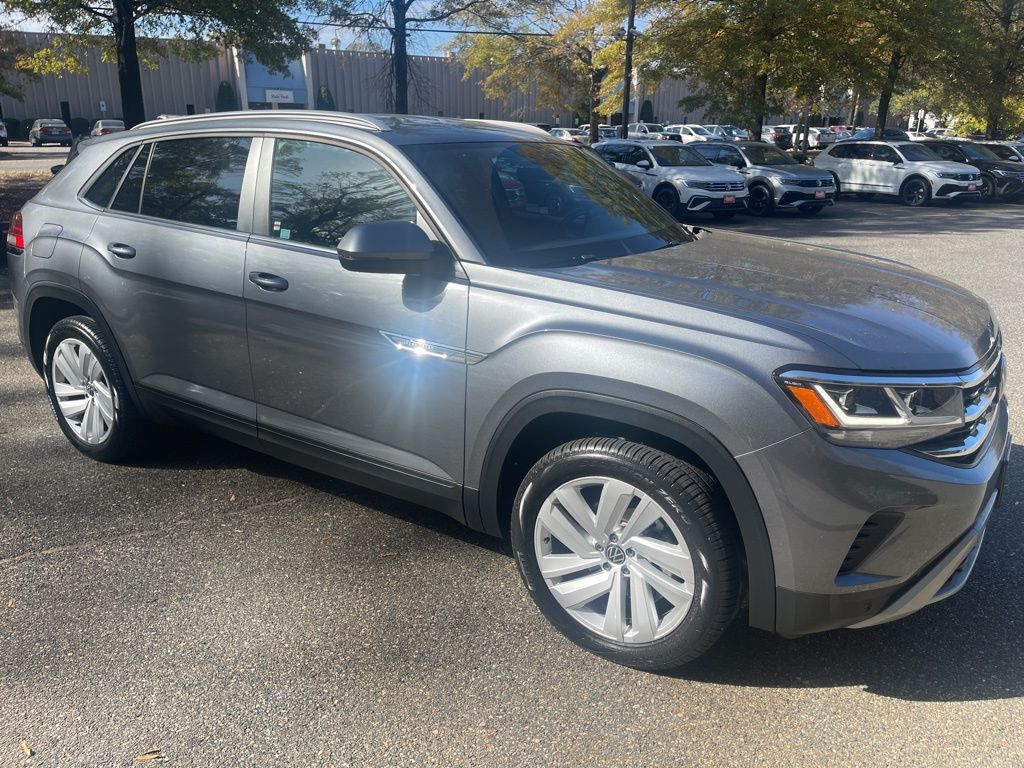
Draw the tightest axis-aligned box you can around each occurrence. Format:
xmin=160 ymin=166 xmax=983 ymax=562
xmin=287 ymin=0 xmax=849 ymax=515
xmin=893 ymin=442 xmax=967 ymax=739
xmin=980 ymin=174 xmax=997 ymax=201
xmin=653 ymin=186 xmax=680 ymax=218
xmin=747 ymin=184 xmax=775 ymax=216
xmin=511 ymin=438 xmax=743 ymax=671
xmin=43 ymin=316 xmax=147 ymax=462
xmin=900 ymin=177 xmax=931 ymax=207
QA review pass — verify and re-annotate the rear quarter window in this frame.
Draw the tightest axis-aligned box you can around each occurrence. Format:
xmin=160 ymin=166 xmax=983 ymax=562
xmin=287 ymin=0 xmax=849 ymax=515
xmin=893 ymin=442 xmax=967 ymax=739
xmin=83 ymin=147 xmax=138 ymax=207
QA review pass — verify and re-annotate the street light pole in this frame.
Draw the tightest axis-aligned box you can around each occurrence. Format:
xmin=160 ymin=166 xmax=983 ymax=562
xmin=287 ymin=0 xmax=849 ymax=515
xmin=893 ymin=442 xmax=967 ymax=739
xmin=619 ymin=0 xmax=637 ymax=139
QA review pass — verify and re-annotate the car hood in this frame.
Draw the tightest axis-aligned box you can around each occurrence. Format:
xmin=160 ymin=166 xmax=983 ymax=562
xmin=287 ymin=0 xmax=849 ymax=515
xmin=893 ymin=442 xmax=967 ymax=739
xmin=749 ymin=164 xmax=833 ymax=180
xmin=973 ymin=158 xmax=1024 ymax=173
xmin=655 ymin=166 xmax=746 ymax=182
xmin=532 ymin=231 xmax=995 ymax=371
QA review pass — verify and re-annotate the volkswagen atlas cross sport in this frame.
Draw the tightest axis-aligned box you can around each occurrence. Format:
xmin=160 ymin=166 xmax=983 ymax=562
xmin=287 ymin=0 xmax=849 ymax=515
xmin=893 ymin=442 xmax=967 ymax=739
xmin=7 ymin=113 xmax=1010 ymax=671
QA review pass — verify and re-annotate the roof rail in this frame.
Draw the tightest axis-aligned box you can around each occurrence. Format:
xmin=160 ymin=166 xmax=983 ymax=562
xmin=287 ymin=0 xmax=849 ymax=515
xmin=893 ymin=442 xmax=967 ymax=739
xmin=465 ymin=119 xmax=550 ymax=137
xmin=132 ymin=111 xmax=391 ymax=133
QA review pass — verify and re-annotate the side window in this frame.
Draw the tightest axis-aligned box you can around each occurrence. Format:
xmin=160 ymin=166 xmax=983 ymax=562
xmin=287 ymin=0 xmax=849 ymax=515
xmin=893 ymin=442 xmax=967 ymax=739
xmin=111 ymin=144 xmax=152 ymax=214
xmin=84 ymin=147 xmax=137 ymax=207
xmin=691 ymin=144 xmax=717 ymax=161
xmin=619 ymin=146 xmax=646 ymax=166
xmin=828 ymin=144 xmax=850 ymax=159
xmin=847 ymin=144 xmax=871 ymax=160
xmin=930 ymin=143 xmax=961 ymax=162
xmin=139 ymin=136 xmax=251 ymax=229
xmin=717 ymin=146 xmax=744 ymax=166
xmin=871 ymin=145 xmax=899 ymax=163
xmin=594 ymin=144 xmax=623 ymax=163
xmin=269 ymin=139 xmax=417 ymax=248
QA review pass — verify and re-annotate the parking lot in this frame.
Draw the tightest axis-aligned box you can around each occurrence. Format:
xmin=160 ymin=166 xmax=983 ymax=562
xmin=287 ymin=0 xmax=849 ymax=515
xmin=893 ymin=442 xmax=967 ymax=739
xmin=0 ymin=144 xmax=69 ymax=174
xmin=2 ymin=196 xmax=1023 ymax=766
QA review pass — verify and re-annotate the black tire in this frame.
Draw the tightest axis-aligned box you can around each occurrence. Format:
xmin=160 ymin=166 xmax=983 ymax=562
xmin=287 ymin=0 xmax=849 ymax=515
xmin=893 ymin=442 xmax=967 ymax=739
xmin=653 ymin=185 xmax=680 ymax=218
xmin=854 ymin=192 xmax=875 ymax=201
xmin=511 ymin=438 xmax=743 ymax=671
xmin=980 ymin=174 xmax=997 ymax=202
xmin=747 ymin=183 xmax=775 ymax=216
xmin=711 ymin=210 xmax=738 ymax=220
xmin=43 ymin=315 xmax=145 ymax=462
xmin=899 ymin=177 xmax=931 ymax=207
xmin=797 ymin=205 xmax=825 ymax=216
xmin=829 ymin=172 xmax=841 ymax=195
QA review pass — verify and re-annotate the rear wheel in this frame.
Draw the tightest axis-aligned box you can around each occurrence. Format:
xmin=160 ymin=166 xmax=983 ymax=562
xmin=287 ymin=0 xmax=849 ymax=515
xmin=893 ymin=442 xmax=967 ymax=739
xmin=43 ymin=316 xmax=147 ymax=462
xmin=512 ymin=438 xmax=742 ymax=671
xmin=747 ymin=183 xmax=775 ymax=216
xmin=900 ymin=177 xmax=931 ymax=207
xmin=653 ymin=185 xmax=680 ymax=218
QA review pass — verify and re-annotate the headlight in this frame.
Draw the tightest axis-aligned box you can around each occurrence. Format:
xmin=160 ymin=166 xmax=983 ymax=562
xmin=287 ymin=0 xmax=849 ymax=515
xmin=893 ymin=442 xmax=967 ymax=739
xmin=773 ymin=177 xmax=806 ymax=186
xmin=777 ymin=369 xmax=970 ymax=448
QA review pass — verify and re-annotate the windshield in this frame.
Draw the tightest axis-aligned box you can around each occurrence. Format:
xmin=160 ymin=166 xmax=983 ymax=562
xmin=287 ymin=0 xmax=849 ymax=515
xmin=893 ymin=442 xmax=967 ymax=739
xmin=649 ymin=144 xmax=712 ymax=167
xmin=985 ymin=144 xmax=1019 ymax=160
xmin=896 ymin=144 xmax=940 ymax=161
xmin=740 ymin=144 xmax=796 ymax=165
xmin=403 ymin=141 xmax=691 ymax=268
xmin=957 ymin=143 xmax=1000 ymax=161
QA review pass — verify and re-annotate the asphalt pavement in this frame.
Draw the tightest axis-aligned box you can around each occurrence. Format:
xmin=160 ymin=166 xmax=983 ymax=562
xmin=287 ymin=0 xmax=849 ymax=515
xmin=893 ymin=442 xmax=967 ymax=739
xmin=0 ymin=144 xmax=70 ymax=173
xmin=2 ymin=196 xmax=1023 ymax=767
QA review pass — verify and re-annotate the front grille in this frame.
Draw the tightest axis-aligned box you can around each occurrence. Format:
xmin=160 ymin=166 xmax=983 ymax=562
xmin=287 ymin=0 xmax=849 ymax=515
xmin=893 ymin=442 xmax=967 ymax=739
xmin=791 ymin=178 xmax=831 ymax=188
xmin=916 ymin=343 xmax=1004 ymax=463
xmin=689 ymin=180 xmax=746 ymax=191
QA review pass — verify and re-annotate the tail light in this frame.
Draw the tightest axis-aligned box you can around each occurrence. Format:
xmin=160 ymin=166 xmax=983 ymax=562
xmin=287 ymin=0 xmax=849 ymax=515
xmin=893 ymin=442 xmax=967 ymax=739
xmin=99 ymin=128 xmax=109 ymax=135
xmin=7 ymin=211 xmax=24 ymax=250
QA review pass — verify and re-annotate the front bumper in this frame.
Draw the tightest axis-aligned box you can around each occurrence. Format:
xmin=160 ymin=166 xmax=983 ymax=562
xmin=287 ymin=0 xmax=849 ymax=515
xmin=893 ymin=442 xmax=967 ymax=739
xmin=934 ymin=180 xmax=982 ymax=199
xmin=684 ymin=194 xmax=749 ymax=212
xmin=776 ymin=189 xmax=837 ymax=208
xmin=738 ymin=397 xmax=1010 ymax=636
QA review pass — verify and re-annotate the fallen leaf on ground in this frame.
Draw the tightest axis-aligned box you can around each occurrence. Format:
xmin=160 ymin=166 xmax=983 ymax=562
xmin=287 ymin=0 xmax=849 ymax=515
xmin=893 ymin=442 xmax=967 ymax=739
xmin=228 ymin=494 xmax=236 ymax=502
xmin=379 ymin=552 xmax=398 ymax=558
xmin=6 ymin=598 xmax=13 ymax=608
xmin=135 ymin=749 xmax=165 ymax=762
xmin=20 ymin=740 xmax=32 ymax=757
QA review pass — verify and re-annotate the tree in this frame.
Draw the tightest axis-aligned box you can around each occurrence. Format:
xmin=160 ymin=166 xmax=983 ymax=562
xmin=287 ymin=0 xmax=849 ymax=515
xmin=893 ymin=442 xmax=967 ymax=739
xmin=10 ymin=0 xmax=323 ymax=127
xmin=329 ymin=0 xmax=491 ymax=113
xmin=0 ymin=28 xmax=31 ymax=98
xmin=448 ymin=0 xmax=623 ymax=143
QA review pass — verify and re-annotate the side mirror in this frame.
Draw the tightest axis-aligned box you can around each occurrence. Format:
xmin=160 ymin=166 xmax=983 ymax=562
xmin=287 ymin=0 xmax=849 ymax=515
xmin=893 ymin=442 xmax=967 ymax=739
xmin=51 ymin=164 xmax=65 ymax=175
xmin=337 ymin=220 xmax=436 ymax=274
xmin=635 ymin=159 xmax=652 ymax=169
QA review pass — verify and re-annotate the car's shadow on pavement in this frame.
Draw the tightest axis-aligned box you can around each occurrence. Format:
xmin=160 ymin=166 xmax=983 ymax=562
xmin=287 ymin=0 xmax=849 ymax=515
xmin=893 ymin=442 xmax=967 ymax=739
xmin=147 ymin=428 xmax=1023 ymax=704
xmin=672 ymin=441 xmax=1024 ymax=703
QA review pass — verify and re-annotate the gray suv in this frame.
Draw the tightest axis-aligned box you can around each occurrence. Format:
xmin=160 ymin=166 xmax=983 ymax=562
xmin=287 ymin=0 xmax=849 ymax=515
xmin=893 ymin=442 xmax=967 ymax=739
xmin=6 ymin=113 xmax=1010 ymax=671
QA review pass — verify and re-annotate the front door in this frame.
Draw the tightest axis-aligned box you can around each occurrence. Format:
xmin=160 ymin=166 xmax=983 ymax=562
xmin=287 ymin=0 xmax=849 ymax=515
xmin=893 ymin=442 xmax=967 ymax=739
xmin=243 ymin=137 xmax=469 ymax=512
xmin=82 ymin=135 xmax=256 ymax=421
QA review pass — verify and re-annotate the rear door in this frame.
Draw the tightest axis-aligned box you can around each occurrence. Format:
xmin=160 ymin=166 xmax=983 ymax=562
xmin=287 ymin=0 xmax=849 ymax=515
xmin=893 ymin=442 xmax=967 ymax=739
xmin=82 ymin=134 xmax=257 ymax=424
xmin=866 ymin=144 xmax=903 ymax=192
xmin=242 ymin=137 xmax=469 ymax=511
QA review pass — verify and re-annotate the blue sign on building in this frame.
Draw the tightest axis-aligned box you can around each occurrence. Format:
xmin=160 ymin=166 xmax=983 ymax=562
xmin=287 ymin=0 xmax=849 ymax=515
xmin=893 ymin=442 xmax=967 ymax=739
xmin=244 ymin=58 xmax=308 ymax=108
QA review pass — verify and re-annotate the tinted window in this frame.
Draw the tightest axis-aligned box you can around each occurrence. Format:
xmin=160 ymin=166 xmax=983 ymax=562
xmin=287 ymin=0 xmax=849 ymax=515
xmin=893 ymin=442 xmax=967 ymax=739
xmin=403 ymin=141 xmax=691 ymax=268
xmin=871 ymin=145 xmax=899 ymax=163
xmin=715 ymin=145 xmax=745 ymax=166
xmin=269 ymin=139 xmax=417 ymax=248
xmin=828 ymin=144 xmax=854 ymax=159
xmin=690 ymin=144 xmax=718 ymax=161
xmin=895 ymin=144 xmax=939 ymax=162
xmin=985 ymin=144 xmax=1017 ymax=160
xmin=84 ymin=147 xmax=137 ymax=207
xmin=958 ymin=143 xmax=999 ymax=160
xmin=649 ymin=145 xmax=710 ymax=167
xmin=742 ymin=144 xmax=795 ymax=165
xmin=928 ymin=143 xmax=963 ymax=162
xmin=139 ymin=137 xmax=251 ymax=229
xmin=594 ymin=144 xmax=626 ymax=162
xmin=111 ymin=144 xmax=151 ymax=214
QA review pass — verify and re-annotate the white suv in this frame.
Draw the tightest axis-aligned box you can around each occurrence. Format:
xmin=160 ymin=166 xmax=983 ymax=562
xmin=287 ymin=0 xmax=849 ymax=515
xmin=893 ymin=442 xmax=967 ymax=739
xmin=813 ymin=140 xmax=982 ymax=206
xmin=663 ymin=124 xmax=716 ymax=143
xmin=593 ymin=139 xmax=748 ymax=219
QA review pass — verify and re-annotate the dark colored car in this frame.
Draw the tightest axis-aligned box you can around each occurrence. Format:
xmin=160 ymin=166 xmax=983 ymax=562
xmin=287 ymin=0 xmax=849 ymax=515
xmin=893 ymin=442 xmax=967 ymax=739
xmin=6 ymin=112 xmax=1010 ymax=671
xmin=920 ymin=140 xmax=1024 ymax=200
xmin=28 ymin=119 xmax=73 ymax=147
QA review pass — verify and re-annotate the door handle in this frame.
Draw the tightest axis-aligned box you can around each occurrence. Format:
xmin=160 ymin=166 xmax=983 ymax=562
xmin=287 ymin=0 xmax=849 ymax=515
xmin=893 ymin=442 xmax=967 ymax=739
xmin=248 ymin=271 xmax=289 ymax=292
xmin=107 ymin=242 xmax=136 ymax=259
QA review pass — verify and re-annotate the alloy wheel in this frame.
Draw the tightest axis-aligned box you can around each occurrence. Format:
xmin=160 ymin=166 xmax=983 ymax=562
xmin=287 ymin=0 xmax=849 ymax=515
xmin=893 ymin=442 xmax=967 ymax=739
xmin=50 ymin=338 xmax=115 ymax=445
xmin=533 ymin=475 xmax=695 ymax=644
xmin=748 ymin=185 xmax=773 ymax=216
xmin=902 ymin=179 xmax=929 ymax=206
